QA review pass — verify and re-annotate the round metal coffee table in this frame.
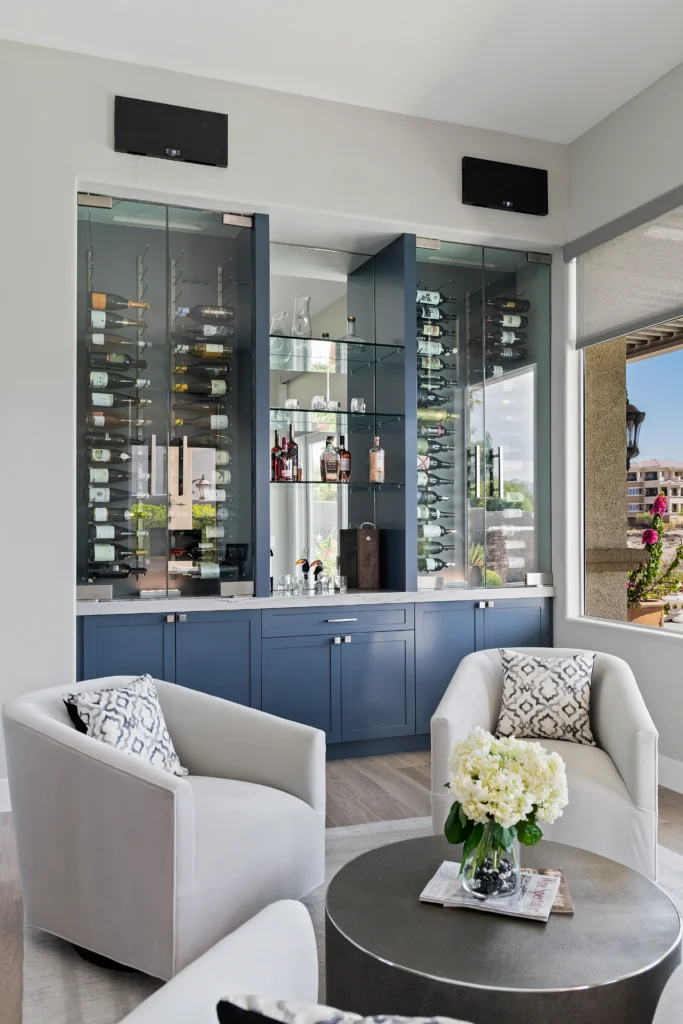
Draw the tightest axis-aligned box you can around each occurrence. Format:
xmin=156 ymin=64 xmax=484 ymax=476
xmin=325 ymin=836 xmax=681 ymax=1024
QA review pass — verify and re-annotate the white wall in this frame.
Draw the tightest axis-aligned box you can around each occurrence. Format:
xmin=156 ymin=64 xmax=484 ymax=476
xmin=0 ymin=40 xmax=568 ymax=790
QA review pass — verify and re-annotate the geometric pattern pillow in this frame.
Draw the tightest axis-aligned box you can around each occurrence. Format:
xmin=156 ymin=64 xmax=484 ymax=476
xmin=216 ymin=996 xmax=471 ymax=1024
xmin=496 ymin=649 xmax=596 ymax=746
xmin=63 ymin=674 xmax=188 ymax=777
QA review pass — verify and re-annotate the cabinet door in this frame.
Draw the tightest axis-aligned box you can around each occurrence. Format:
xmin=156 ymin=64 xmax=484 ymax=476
xmin=340 ymin=630 xmax=415 ymax=742
xmin=82 ymin=614 xmax=175 ymax=681
xmin=262 ymin=635 xmax=341 ymax=742
xmin=415 ymin=603 xmax=477 ymax=734
xmin=175 ymin=611 xmax=260 ymax=707
xmin=481 ymin=599 xmax=551 ymax=650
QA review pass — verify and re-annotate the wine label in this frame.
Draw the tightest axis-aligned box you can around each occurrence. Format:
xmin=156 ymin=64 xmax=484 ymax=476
xmin=421 ymin=325 xmax=441 ymax=337
xmin=204 ymin=525 xmax=225 ymax=539
xmin=91 ymin=449 xmax=111 ymax=462
xmin=91 ymin=293 xmax=107 ymax=310
xmin=175 ymin=345 xmax=190 ymax=355
xmin=421 ymin=524 xmax=441 ymax=538
xmin=420 ymin=307 xmax=440 ymax=320
xmin=90 ymin=333 xmax=105 ymax=345
xmin=93 ymin=508 xmax=108 ymax=521
xmin=417 ymin=471 xmax=428 ymax=486
xmin=370 ymin=452 xmax=385 ymax=479
xmin=89 ymin=487 xmax=110 ymax=502
xmin=173 ymin=383 xmax=190 ymax=392
xmin=424 ymin=558 xmax=437 ymax=572
xmin=90 ymin=311 xmax=107 ymax=329
xmin=420 ymin=356 xmax=442 ymax=370
xmin=417 ymin=456 xmax=430 ymax=471
xmin=489 ymin=365 xmax=504 ymax=378
xmin=200 ymin=342 xmax=223 ymax=352
xmin=199 ymin=326 xmax=220 ymax=337
xmin=94 ymin=524 xmax=116 ymax=539
xmin=210 ymin=380 xmax=227 ymax=395
xmin=500 ymin=331 xmax=516 ymax=343
xmin=215 ymin=451 xmax=230 ymax=466
xmin=92 ymin=544 xmax=115 ymax=562
xmin=417 ymin=340 xmax=442 ymax=355
xmin=210 ymin=415 xmax=229 ymax=429
xmin=90 ymin=371 xmax=108 ymax=387
xmin=89 ymin=467 xmax=109 ymax=483
xmin=500 ymin=314 xmax=522 ymax=327
xmin=215 ymin=470 xmax=232 ymax=485
xmin=199 ymin=563 xmax=220 ymax=579
xmin=92 ymin=393 xmax=114 ymax=407
xmin=135 ymin=379 xmax=150 ymax=388
xmin=340 ymin=455 xmax=351 ymax=473
xmin=417 ymin=290 xmax=440 ymax=305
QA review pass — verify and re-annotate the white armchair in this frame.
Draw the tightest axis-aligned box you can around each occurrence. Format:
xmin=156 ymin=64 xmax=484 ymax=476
xmin=2 ymin=677 xmax=326 ymax=980
xmin=431 ymin=648 xmax=658 ymax=879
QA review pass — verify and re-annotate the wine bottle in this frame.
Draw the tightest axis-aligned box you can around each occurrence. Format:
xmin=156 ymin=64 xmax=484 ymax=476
xmin=418 ymin=523 xmax=457 ymax=539
xmin=417 ymin=438 xmax=456 ymax=455
xmin=175 ymin=305 xmax=235 ymax=323
xmin=417 ymin=489 xmax=451 ymax=505
xmin=183 ymin=431 xmax=233 ymax=448
xmin=174 ymin=342 xmax=234 ymax=359
xmin=85 ymin=430 xmax=138 ymax=448
xmin=418 ymin=324 xmax=457 ymax=339
xmin=169 ymin=562 xmax=228 ymax=580
xmin=418 ymin=375 xmax=457 ymax=391
xmin=88 ymin=542 xmax=147 ymax=563
xmin=197 ymin=488 xmax=228 ymax=503
xmin=90 ymin=310 xmax=147 ymax=331
xmin=417 ymin=409 xmax=459 ymax=424
xmin=89 ymin=371 xmax=151 ymax=390
xmin=417 ymin=339 xmax=456 ymax=356
xmin=88 ymin=485 xmax=138 ymax=503
xmin=89 ymin=351 xmax=149 ymax=370
xmin=416 ymin=289 xmax=457 ymax=306
xmin=338 ymin=434 xmax=351 ymax=483
xmin=271 ymin=430 xmax=282 ymax=481
xmin=487 ymin=346 xmax=529 ymax=363
xmin=369 ymin=436 xmax=385 ymax=483
xmin=87 ymin=563 xmax=148 ymax=580
xmin=172 ymin=380 xmax=229 ymax=396
xmin=89 ymin=523 xmax=146 ymax=541
xmin=417 ymin=305 xmax=457 ymax=322
xmin=417 ymin=454 xmax=455 ymax=470
xmin=417 ymin=424 xmax=455 ymax=439
xmin=87 ymin=446 xmax=132 ymax=463
xmin=417 ymin=471 xmax=450 ymax=488
xmin=87 ymin=466 xmax=129 ymax=484
xmin=418 ymin=556 xmax=457 ymax=572
xmin=418 ymin=541 xmax=456 ymax=556
xmin=174 ymin=413 xmax=229 ymax=430
xmin=174 ymin=363 xmax=230 ymax=379
xmin=418 ymin=393 xmax=449 ymax=408
xmin=320 ymin=436 xmax=339 ymax=482
xmin=288 ymin=424 xmax=299 ymax=476
xmin=470 ymin=330 xmax=527 ymax=346
xmin=279 ymin=438 xmax=294 ymax=482
xmin=177 ymin=324 xmax=235 ymax=340
xmin=417 ymin=505 xmax=457 ymax=521
xmin=485 ymin=313 xmax=528 ymax=329
xmin=215 ymin=469 xmax=232 ymax=486
xmin=91 ymin=507 xmax=134 ymax=523
xmin=91 ymin=292 xmax=149 ymax=312
xmin=87 ymin=332 xmax=150 ymax=351
xmin=486 ymin=297 xmax=530 ymax=314
xmin=90 ymin=393 xmax=152 ymax=409
xmin=419 ymin=356 xmax=454 ymax=372
xmin=86 ymin=411 xmax=151 ymax=429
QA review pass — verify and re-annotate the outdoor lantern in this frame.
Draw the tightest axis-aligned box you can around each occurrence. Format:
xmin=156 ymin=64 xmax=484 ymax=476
xmin=193 ymin=474 xmax=212 ymax=501
xmin=626 ymin=396 xmax=645 ymax=469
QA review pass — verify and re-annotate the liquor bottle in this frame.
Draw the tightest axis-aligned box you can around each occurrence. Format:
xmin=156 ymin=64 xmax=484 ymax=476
xmin=416 ymin=289 xmax=457 ymax=306
xmin=177 ymin=324 xmax=235 ymax=340
xmin=340 ymin=315 xmax=366 ymax=344
xmin=417 ymin=489 xmax=451 ymax=505
xmin=418 ymin=324 xmax=457 ymax=339
xmin=417 ymin=339 xmax=456 ymax=356
xmin=418 ymin=523 xmax=457 ymax=539
xmin=279 ymin=438 xmax=294 ymax=482
xmin=87 ymin=332 xmax=150 ymax=351
xmin=172 ymin=380 xmax=229 ymax=396
xmin=91 ymin=507 xmax=134 ymax=523
xmin=417 ymin=409 xmax=459 ymax=424
xmin=91 ymin=291 xmax=149 ymax=312
xmin=89 ymin=351 xmax=149 ymax=370
xmin=87 ymin=446 xmax=132 ymax=463
xmin=418 ymin=392 xmax=449 ymax=408
xmin=86 ymin=411 xmax=151 ymax=429
xmin=417 ymin=423 xmax=455 ymax=439
xmin=87 ymin=466 xmax=129 ymax=484
xmin=87 ymin=563 xmax=148 ymax=580
xmin=174 ymin=412 xmax=229 ymax=430
xmin=369 ymin=436 xmax=385 ymax=483
xmin=417 ymin=505 xmax=457 ymax=521
xmin=417 ymin=375 xmax=457 ymax=391
xmin=271 ymin=431 xmax=282 ymax=481
xmin=485 ymin=313 xmax=528 ymax=329
xmin=417 ymin=438 xmax=456 ymax=455
xmin=90 ymin=393 xmax=153 ymax=409
xmin=487 ymin=346 xmax=529 ymax=364
xmin=90 ymin=310 xmax=147 ymax=331
xmin=320 ymin=436 xmax=340 ymax=482
xmin=88 ymin=542 xmax=147 ymax=563
xmin=88 ymin=485 xmax=139 ymax=503
xmin=89 ymin=371 xmax=151 ymax=390
xmin=174 ymin=363 xmax=230 ymax=379
xmin=215 ymin=469 xmax=232 ymax=486
xmin=287 ymin=424 xmax=299 ymax=476
xmin=416 ymin=305 xmax=456 ymax=322
xmin=174 ymin=342 xmax=234 ymax=359
xmin=417 ymin=471 xmax=451 ymax=488
xmin=418 ymin=556 xmax=457 ymax=572
xmin=175 ymin=305 xmax=235 ymax=323
xmin=184 ymin=432 xmax=233 ymax=448
xmin=419 ymin=356 xmax=454 ymax=372
xmin=417 ymin=454 xmax=455 ymax=470
xmin=486 ymin=297 xmax=530 ymax=314
xmin=470 ymin=330 xmax=527 ymax=345
xmin=338 ymin=434 xmax=351 ymax=483
xmin=418 ymin=541 xmax=456 ymax=556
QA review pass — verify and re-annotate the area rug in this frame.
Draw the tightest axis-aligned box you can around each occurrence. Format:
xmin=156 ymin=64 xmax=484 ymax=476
xmin=22 ymin=822 xmax=683 ymax=1024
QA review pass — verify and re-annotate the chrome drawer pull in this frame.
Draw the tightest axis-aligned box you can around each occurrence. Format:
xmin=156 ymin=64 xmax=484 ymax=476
xmin=333 ymin=636 xmax=342 ymax=644
xmin=327 ymin=618 xmax=358 ymax=622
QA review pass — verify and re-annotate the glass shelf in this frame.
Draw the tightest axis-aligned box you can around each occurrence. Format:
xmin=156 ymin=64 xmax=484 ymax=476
xmin=270 ymin=407 xmax=404 ymax=417
xmin=270 ymin=335 xmax=401 ymax=349
xmin=270 ymin=481 xmax=403 ymax=489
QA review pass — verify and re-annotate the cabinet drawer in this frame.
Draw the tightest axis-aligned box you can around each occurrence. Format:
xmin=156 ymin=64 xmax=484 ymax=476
xmin=262 ymin=603 xmax=414 ymax=637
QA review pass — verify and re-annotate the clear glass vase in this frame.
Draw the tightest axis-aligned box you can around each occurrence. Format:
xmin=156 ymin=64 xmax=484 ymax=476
xmin=461 ymin=822 xmax=520 ymax=900
xmin=291 ymin=296 xmax=312 ymax=338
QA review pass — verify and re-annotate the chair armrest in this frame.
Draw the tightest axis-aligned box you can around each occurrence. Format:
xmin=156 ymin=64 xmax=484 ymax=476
xmin=157 ymin=683 xmax=326 ymax=816
xmin=120 ymin=900 xmax=319 ymax=1024
xmin=590 ymin=653 xmax=658 ymax=812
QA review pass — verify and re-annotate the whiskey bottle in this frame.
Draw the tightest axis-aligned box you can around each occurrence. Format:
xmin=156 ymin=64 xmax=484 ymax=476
xmin=89 ymin=371 xmax=151 ymax=390
xmin=87 ymin=563 xmax=148 ymax=580
xmin=86 ymin=411 xmax=151 ymax=429
xmin=89 ymin=543 xmax=147 ymax=562
xmin=486 ymin=297 xmax=530 ymax=314
xmin=417 ymin=339 xmax=456 ymax=356
xmin=172 ymin=380 xmax=229 ymax=396
xmin=287 ymin=424 xmax=299 ymax=475
xmin=418 ymin=556 xmax=457 ymax=572
xmin=91 ymin=507 xmax=135 ymax=523
xmin=174 ymin=363 xmax=230 ymax=379
xmin=418 ymin=324 xmax=457 ymax=339
xmin=417 ymin=471 xmax=451 ymax=488
xmin=271 ymin=430 xmax=282 ymax=481
xmin=89 ymin=351 xmax=149 ymax=370
xmin=417 ymin=424 xmax=455 ymax=439
xmin=175 ymin=305 xmax=235 ymax=323
xmin=417 ymin=505 xmax=457 ymax=521
xmin=87 ymin=446 xmax=132 ymax=463
xmin=87 ymin=466 xmax=129 ymax=484
xmin=369 ymin=436 xmax=385 ymax=483
xmin=485 ymin=313 xmax=528 ymax=329
xmin=418 ymin=523 xmax=457 ymax=539
xmin=174 ymin=342 xmax=234 ymax=359
xmin=90 ymin=393 xmax=153 ymax=409
xmin=87 ymin=332 xmax=150 ymax=351
xmin=320 ymin=436 xmax=340 ymax=482
xmin=90 ymin=310 xmax=147 ymax=331
xmin=417 ymin=438 xmax=456 ymax=455
xmin=91 ymin=292 xmax=149 ymax=312
xmin=416 ymin=289 xmax=457 ymax=306
xmin=417 ymin=454 xmax=455 ymax=470
xmin=338 ymin=434 xmax=351 ymax=483
xmin=417 ymin=541 xmax=456 ymax=556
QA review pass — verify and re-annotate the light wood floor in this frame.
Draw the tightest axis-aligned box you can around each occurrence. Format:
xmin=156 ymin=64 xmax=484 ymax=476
xmin=1 ymin=753 xmax=683 ymax=1024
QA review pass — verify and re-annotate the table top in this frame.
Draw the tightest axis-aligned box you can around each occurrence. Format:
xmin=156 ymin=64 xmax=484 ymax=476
xmin=325 ymin=836 xmax=681 ymax=993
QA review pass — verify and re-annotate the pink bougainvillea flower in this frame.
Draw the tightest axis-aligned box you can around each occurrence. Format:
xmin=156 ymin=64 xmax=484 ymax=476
xmin=652 ymin=494 xmax=668 ymax=516
xmin=642 ymin=529 xmax=659 ymax=546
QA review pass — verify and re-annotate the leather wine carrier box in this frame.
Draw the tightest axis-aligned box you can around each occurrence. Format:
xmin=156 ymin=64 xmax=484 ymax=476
xmin=340 ymin=525 xmax=380 ymax=590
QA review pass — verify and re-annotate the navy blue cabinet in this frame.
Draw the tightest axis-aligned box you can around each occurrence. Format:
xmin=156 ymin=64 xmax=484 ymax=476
xmin=341 ymin=630 xmax=415 ymax=741
xmin=175 ymin=611 xmax=261 ymax=707
xmin=479 ymin=598 xmax=551 ymax=650
xmin=261 ymin=634 xmax=342 ymax=742
xmin=415 ymin=602 xmax=477 ymax=734
xmin=82 ymin=614 xmax=175 ymax=681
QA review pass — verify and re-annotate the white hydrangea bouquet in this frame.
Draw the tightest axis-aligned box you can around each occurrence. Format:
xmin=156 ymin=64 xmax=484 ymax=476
xmin=445 ymin=728 xmax=568 ymax=899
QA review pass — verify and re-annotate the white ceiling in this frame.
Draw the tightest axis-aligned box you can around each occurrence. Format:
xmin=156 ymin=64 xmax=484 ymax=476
xmin=3 ymin=0 xmax=683 ymax=143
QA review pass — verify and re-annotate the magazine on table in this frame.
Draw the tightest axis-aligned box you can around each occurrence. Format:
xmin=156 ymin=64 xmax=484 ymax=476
xmin=420 ymin=860 xmax=569 ymax=922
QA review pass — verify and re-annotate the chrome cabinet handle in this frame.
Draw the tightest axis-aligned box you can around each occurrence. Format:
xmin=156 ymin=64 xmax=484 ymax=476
xmin=344 ymin=635 xmax=352 ymax=643
xmin=333 ymin=636 xmax=342 ymax=644
xmin=478 ymin=601 xmax=486 ymax=609
xmin=487 ymin=601 xmax=495 ymax=608
xmin=166 ymin=614 xmax=175 ymax=623
xmin=178 ymin=614 xmax=187 ymax=622
xmin=327 ymin=618 xmax=358 ymax=622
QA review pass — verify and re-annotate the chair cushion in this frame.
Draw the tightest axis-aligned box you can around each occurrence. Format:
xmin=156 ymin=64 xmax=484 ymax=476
xmin=63 ymin=674 xmax=187 ymax=777
xmin=496 ymin=649 xmax=596 ymax=745
xmin=217 ymin=996 xmax=471 ymax=1024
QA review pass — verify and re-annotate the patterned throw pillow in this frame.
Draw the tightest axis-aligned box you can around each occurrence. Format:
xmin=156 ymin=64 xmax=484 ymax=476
xmin=496 ymin=650 xmax=596 ymax=746
xmin=217 ymin=996 xmax=470 ymax=1024
xmin=63 ymin=674 xmax=188 ymax=777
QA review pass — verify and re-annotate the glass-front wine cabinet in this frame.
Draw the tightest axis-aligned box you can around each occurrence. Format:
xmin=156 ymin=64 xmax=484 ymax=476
xmin=415 ymin=241 xmax=551 ymax=587
xmin=76 ymin=198 xmax=257 ymax=598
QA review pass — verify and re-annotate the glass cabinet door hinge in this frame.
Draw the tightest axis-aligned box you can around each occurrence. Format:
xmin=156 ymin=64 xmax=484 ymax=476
xmin=222 ymin=212 xmax=253 ymax=228
xmin=77 ymin=193 xmax=113 ymax=209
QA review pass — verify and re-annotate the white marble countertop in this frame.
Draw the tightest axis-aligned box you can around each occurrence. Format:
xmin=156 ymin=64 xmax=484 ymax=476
xmin=77 ymin=585 xmax=555 ymax=616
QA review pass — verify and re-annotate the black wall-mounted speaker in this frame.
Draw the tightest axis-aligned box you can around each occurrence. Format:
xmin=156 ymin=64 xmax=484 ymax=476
xmin=462 ymin=156 xmax=548 ymax=216
xmin=114 ymin=96 xmax=228 ymax=168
